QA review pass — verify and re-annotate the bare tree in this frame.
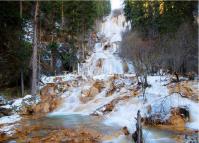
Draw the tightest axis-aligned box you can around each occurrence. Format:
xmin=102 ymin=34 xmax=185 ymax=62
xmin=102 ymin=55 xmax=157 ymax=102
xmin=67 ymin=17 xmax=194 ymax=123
xmin=31 ymin=1 xmax=39 ymax=96
xmin=120 ymin=31 xmax=156 ymax=85
xmin=156 ymin=22 xmax=198 ymax=81
xmin=119 ymin=31 xmax=157 ymax=99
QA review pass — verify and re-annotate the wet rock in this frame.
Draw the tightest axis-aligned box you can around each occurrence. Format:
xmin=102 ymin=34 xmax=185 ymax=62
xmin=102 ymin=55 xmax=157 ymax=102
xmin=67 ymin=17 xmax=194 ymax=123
xmin=92 ymin=96 xmax=130 ymax=115
xmin=96 ymin=59 xmax=104 ymax=68
xmin=106 ymin=83 xmax=116 ymax=96
xmin=130 ymin=90 xmax=139 ymax=96
xmin=13 ymin=95 xmax=40 ymax=114
xmin=17 ymin=85 xmax=60 ymax=114
xmin=93 ymin=80 xmax=105 ymax=92
xmin=81 ymin=80 xmax=104 ymax=98
xmin=33 ymin=96 xmax=61 ymax=113
xmin=170 ymin=106 xmax=189 ymax=121
xmin=80 ymin=85 xmax=99 ymax=103
xmin=86 ymin=87 xmax=99 ymax=97
xmin=40 ymin=83 xmax=57 ymax=99
xmin=143 ymin=106 xmax=188 ymax=130
xmin=168 ymin=82 xmax=195 ymax=98
xmin=13 ymin=126 xmax=100 ymax=143
xmin=104 ymin=103 xmax=114 ymax=112
xmin=20 ymin=105 xmax=35 ymax=115
xmin=0 ymin=106 xmax=13 ymax=117
xmin=122 ymin=126 xmax=130 ymax=135
xmin=103 ymin=43 xmax=111 ymax=50
xmin=43 ymin=102 xmax=50 ymax=113
xmin=57 ymin=82 xmax=69 ymax=93
xmin=184 ymin=133 xmax=199 ymax=143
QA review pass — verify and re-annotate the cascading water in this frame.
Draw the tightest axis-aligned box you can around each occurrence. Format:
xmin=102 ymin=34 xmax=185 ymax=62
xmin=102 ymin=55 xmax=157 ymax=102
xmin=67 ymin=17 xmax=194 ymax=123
xmin=78 ymin=11 xmax=133 ymax=77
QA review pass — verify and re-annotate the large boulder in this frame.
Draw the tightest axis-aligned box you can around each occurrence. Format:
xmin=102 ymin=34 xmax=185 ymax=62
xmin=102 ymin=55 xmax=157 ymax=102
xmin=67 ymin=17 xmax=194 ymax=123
xmin=18 ymin=83 xmax=61 ymax=114
xmin=12 ymin=95 xmax=40 ymax=113
xmin=31 ymin=95 xmax=62 ymax=114
xmin=32 ymin=88 xmax=62 ymax=113
xmin=143 ymin=106 xmax=189 ymax=131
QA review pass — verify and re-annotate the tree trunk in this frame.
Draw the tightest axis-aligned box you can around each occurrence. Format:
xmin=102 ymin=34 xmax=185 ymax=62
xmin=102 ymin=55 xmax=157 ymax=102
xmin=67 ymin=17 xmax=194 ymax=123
xmin=137 ymin=110 xmax=142 ymax=143
xmin=51 ymin=48 xmax=57 ymax=75
xmin=31 ymin=1 xmax=39 ymax=96
xmin=20 ymin=69 xmax=24 ymax=97
xmin=132 ymin=110 xmax=143 ymax=143
xmin=20 ymin=1 xmax=22 ymax=18
xmin=20 ymin=1 xmax=24 ymax=97
xmin=61 ymin=0 xmax=64 ymax=29
xmin=144 ymin=74 xmax=148 ymax=87
xmin=136 ymin=73 xmax=141 ymax=85
xmin=38 ymin=53 xmax=41 ymax=82
xmin=174 ymin=72 xmax=179 ymax=82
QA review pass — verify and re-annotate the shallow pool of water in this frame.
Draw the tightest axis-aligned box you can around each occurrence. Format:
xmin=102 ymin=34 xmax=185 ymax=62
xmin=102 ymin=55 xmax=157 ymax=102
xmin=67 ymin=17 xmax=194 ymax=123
xmin=6 ymin=114 xmax=187 ymax=143
xmin=25 ymin=114 xmax=120 ymax=135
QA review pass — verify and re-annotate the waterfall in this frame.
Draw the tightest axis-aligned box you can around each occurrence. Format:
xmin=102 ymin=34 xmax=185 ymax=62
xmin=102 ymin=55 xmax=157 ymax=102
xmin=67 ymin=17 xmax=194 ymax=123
xmin=78 ymin=11 xmax=134 ymax=77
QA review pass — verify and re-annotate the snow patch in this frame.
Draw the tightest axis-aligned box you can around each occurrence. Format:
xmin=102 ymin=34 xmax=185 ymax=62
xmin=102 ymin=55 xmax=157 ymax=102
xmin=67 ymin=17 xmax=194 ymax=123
xmin=0 ymin=114 xmax=21 ymax=125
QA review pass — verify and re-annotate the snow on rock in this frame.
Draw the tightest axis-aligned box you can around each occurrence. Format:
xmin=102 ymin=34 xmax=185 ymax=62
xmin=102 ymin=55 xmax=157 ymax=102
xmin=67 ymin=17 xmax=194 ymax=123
xmin=12 ymin=98 xmax=23 ymax=109
xmin=145 ymin=76 xmax=170 ymax=97
xmin=0 ymin=124 xmax=16 ymax=135
xmin=0 ymin=96 xmax=8 ymax=106
xmin=103 ymin=75 xmax=199 ymax=135
xmin=41 ymin=73 xmax=78 ymax=84
xmin=1 ymin=104 xmax=12 ymax=109
xmin=12 ymin=94 xmax=40 ymax=112
xmin=0 ymin=114 xmax=21 ymax=125
xmin=0 ymin=114 xmax=20 ymax=135
xmin=104 ymin=97 xmax=142 ymax=133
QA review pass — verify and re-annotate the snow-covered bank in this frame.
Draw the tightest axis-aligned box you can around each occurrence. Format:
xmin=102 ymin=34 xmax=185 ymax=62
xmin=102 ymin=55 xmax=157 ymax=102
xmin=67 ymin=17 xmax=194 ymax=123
xmin=0 ymin=94 xmax=40 ymax=135
xmin=0 ymin=114 xmax=21 ymax=135
xmin=0 ymin=114 xmax=21 ymax=125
